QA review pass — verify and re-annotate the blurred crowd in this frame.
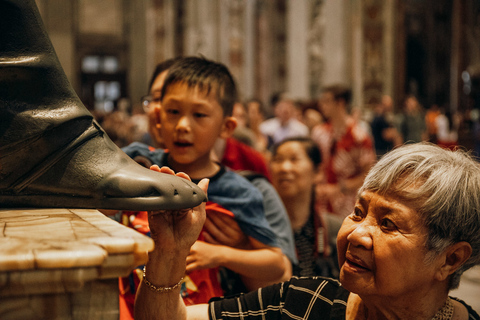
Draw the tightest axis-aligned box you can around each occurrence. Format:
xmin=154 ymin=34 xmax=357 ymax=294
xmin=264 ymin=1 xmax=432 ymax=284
xmin=97 ymin=90 xmax=480 ymax=162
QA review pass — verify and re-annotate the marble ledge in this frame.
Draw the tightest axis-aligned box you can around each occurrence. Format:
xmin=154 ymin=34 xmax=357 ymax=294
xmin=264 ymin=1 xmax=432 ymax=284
xmin=0 ymin=208 xmax=154 ymax=297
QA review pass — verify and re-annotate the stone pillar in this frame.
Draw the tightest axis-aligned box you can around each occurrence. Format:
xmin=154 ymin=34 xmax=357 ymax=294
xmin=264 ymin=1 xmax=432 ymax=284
xmin=351 ymin=0 xmax=363 ymax=108
xmin=143 ymin=0 xmax=183 ymax=86
xmin=308 ymin=0 xmax=326 ymax=99
xmin=352 ymin=0 xmax=396 ymax=109
xmin=362 ymin=0 xmax=385 ymax=107
xmin=184 ymin=0 xmax=219 ymax=59
xmin=286 ymin=0 xmax=309 ymax=99
xmin=256 ymin=0 xmax=286 ymax=107
xmin=243 ymin=1 xmax=256 ymax=100
xmin=225 ymin=0 xmax=247 ymax=99
xmin=36 ymin=0 xmax=76 ymax=88
xmin=383 ymin=0 xmax=396 ymax=100
xmin=217 ymin=0 xmax=256 ymax=101
xmin=450 ymin=0 xmax=463 ymax=113
xmin=322 ymin=0 xmax=350 ymax=87
xmin=256 ymin=0 xmax=276 ymax=105
xmin=129 ymin=0 xmax=148 ymax=103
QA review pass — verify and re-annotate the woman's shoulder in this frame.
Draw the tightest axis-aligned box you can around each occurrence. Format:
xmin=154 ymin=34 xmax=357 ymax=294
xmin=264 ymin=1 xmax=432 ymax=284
xmin=451 ymin=297 xmax=480 ymax=320
xmin=282 ymin=277 xmax=349 ymax=319
xmin=287 ymin=276 xmax=347 ymax=295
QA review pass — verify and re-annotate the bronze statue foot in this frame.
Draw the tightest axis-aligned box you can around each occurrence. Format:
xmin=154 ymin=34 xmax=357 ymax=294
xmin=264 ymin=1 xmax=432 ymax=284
xmin=0 ymin=120 xmax=206 ymax=210
xmin=0 ymin=0 xmax=206 ymax=210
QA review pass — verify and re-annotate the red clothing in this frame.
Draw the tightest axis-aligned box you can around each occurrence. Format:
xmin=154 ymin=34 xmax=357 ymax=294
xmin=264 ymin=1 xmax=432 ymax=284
xmin=311 ymin=119 xmax=376 ymax=217
xmin=221 ymin=138 xmax=271 ymax=181
xmin=118 ymin=204 xmax=236 ymax=319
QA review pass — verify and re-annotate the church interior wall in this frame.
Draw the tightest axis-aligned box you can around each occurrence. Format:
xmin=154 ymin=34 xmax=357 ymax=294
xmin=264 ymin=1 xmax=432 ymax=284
xmin=34 ymin=0 xmax=480 ymax=120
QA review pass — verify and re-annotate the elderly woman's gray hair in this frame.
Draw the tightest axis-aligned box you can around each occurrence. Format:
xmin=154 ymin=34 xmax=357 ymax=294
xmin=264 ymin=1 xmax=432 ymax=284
xmin=359 ymin=142 xmax=480 ymax=289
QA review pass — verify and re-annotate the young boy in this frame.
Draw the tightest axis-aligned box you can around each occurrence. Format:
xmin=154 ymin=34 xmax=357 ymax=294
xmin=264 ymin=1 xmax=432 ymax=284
xmin=122 ymin=57 xmax=290 ymax=309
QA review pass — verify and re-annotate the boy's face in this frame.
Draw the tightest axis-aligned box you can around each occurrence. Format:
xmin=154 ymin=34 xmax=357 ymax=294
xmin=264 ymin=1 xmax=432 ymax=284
xmin=159 ymin=82 xmax=236 ymax=166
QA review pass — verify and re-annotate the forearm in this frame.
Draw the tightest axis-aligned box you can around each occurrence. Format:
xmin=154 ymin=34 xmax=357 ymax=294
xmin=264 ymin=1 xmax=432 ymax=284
xmin=136 ymin=279 xmax=209 ymax=320
xmin=217 ymin=246 xmax=289 ymax=284
xmin=241 ymin=254 xmax=292 ymax=291
xmin=134 ymin=170 xmax=210 ymax=320
xmin=135 ymin=251 xmax=188 ymax=320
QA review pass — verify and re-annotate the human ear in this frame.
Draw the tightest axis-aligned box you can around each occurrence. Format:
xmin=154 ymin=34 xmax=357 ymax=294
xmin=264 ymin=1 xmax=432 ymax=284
xmin=219 ymin=116 xmax=237 ymax=139
xmin=435 ymin=241 xmax=472 ymax=281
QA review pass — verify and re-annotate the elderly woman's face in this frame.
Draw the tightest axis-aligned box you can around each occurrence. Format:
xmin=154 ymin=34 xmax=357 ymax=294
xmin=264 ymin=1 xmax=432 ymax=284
xmin=337 ymin=191 xmax=440 ymax=298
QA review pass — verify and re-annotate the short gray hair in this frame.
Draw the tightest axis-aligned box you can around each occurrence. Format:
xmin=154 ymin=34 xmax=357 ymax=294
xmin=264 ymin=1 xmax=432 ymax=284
xmin=359 ymin=142 xmax=480 ymax=289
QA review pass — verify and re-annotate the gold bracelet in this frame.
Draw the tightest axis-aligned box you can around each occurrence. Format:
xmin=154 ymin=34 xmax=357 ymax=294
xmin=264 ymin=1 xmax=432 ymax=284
xmin=142 ymin=266 xmax=184 ymax=293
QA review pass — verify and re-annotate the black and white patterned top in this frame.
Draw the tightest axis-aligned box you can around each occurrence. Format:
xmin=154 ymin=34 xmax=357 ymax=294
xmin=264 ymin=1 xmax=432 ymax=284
xmin=209 ymin=277 xmax=349 ymax=320
xmin=209 ymin=277 xmax=480 ymax=320
xmin=293 ymin=215 xmax=317 ymax=277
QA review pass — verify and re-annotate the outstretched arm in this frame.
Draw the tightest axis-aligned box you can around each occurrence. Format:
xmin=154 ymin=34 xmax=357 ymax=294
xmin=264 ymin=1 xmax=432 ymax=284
xmin=187 ymin=239 xmax=291 ymax=291
xmin=134 ymin=166 xmax=209 ymax=320
xmin=194 ymin=212 xmax=292 ymax=291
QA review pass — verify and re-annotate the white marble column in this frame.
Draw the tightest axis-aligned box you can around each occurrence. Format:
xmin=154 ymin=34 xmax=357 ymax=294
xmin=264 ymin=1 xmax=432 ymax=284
xmin=450 ymin=0 xmax=462 ymax=113
xmin=243 ymin=0 xmax=256 ymax=100
xmin=383 ymin=0 xmax=396 ymax=100
xmin=129 ymin=0 xmax=149 ymax=103
xmin=184 ymin=0 xmax=220 ymax=59
xmin=286 ymin=0 xmax=310 ymax=99
xmin=322 ymin=0 xmax=350 ymax=86
xmin=36 ymin=0 xmax=76 ymax=88
xmin=351 ymin=0 xmax=363 ymax=108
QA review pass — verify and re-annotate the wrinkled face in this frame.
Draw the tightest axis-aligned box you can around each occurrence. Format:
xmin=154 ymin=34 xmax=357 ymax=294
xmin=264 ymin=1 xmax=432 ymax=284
xmin=160 ymin=82 xmax=229 ymax=166
xmin=337 ymin=191 xmax=438 ymax=299
xmin=270 ymin=141 xmax=317 ymax=199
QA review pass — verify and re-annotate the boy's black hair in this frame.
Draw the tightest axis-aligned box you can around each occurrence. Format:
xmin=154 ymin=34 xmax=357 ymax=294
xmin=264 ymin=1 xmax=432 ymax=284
xmin=160 ymin=56 xmax=238 ymax=116
xmin=272 ymin=137 xmax=322 ymax=168
xmin=148 ymin=57 xmax=183 ymax=90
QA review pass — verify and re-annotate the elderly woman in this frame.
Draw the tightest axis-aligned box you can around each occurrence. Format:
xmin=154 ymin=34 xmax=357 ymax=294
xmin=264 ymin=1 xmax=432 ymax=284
xmin=135 ymin=142 xmax=480 ymax=320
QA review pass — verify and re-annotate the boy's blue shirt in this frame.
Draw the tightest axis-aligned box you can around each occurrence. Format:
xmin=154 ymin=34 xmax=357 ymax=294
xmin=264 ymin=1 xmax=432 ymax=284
xmin=122 ymin=142 xmax=279 ymax=247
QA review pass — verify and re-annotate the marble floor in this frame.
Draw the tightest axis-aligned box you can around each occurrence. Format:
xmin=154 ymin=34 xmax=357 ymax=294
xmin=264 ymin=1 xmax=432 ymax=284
xmin=451 ymin=265 xmax=480 ymax=313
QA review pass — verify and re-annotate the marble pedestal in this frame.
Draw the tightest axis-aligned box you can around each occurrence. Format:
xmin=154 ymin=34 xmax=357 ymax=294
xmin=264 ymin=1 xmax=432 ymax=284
xmin=0 ymin=208 xmax=154 ymax=320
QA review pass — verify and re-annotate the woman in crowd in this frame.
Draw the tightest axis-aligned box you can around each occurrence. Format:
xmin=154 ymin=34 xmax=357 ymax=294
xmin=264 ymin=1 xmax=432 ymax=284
xmin=135 ymin=142 xmax=480 ymax=320
xmin=270 ymin=137 xmax=343 ymax=278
